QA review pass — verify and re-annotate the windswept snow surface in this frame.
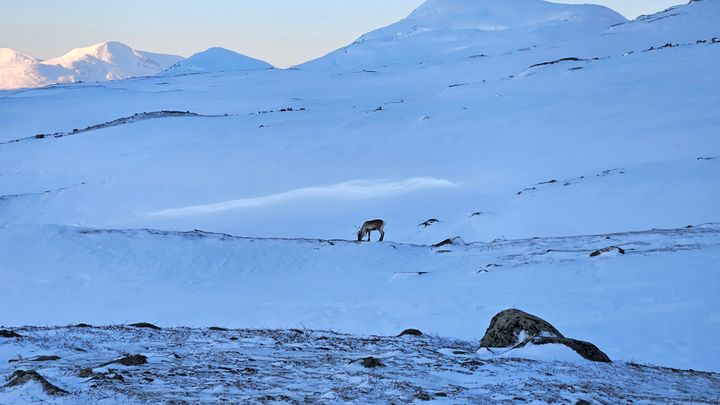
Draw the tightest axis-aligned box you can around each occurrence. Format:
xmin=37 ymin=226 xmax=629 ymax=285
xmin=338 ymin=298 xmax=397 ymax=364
xmin=0 ymin=42 xmax=182 ymax=90
xmin=1 ymin=326 xmax=718 ymax=404
xmin=161 ymin=47 xmax=273 ymax=76
xmin=1 ymin=0 xmax=719 ymax=380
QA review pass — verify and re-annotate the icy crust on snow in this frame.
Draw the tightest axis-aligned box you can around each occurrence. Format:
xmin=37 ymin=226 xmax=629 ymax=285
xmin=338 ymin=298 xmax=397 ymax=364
xmin=161 ymin=47 xmax=273 ymax=76
xmin=0 ymin=42 xmax=182 ymax=90
xmin=1 ymin=326 xmax=718 ymax=404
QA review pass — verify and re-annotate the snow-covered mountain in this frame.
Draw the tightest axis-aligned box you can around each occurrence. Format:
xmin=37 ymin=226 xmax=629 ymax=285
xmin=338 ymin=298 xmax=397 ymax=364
xmin=161 ymin=47 xmax=273 ymax=76
xmin=299 ymin=0 xmax=626 ymax=69
xmin=1 ymin=0 xmax=719 ymax=395
xmin=0 ymin=42 xmax=182 ymax=89
xmin=0 ymin=48 xmax=39 ymax=67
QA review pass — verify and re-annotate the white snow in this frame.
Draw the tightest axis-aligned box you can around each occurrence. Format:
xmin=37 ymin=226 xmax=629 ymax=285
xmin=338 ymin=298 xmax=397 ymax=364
xmin=161 ymin=47 xmax=273 ymax=76
xmin=1 ymin=0 xmax=719 ymax=388
xmin=299 ymin=0 xmax=626 ymax=69
xmin=0 ymin=42 xmax=182 ymax=90
xmin=2 ymin=326 xmax=718 ymax=403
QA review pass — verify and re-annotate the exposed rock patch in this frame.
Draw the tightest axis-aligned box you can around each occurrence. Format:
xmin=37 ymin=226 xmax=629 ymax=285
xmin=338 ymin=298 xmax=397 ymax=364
xmin=399 ymin=329 xmax=423 ymax=337
xmin=5 ymin=370 xmax=68 ymax=395
xmin=0 ymin=330 xmax=21 ymax=338
xmin=100 ymin=354 xmax=148 ymax=367
xmin=432 ymin=237 xmax=465 ymax=248
xmin=9 ymin=355 xmax=60 ymax=363
xmin=129 ymin=322 xmax=161 ymax=330
xmin=418 ymin=219 xmax=439 ymax=228
xmin=360 ymin=357 xmax=385 ymax=368
xmin=590 ymin=246 xmax=625 ymax=257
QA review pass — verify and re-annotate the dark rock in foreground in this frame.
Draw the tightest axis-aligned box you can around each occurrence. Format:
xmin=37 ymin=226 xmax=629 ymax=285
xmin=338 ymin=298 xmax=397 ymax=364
xmin=480 ymin=308 xmax=611 ymax=362
xmin=480 ymin=308 xmax=564 ymax=347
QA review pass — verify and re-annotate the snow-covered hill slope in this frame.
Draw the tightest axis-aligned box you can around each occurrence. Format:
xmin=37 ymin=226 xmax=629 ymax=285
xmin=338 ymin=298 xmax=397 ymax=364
xmin=0 ymin=42 xmax=182 ymax=90
xmin=1 ymin=223 xmax=719 ymax=372
xmin=0 ymin=48 xmax=39 ymax=67
xmin=299 ymin=0 xmax=626 ymax=69
xmin=161 ymin=47 xmax=272 ymax=76
xmin=1 ymin=0 xmax=719 ymax=377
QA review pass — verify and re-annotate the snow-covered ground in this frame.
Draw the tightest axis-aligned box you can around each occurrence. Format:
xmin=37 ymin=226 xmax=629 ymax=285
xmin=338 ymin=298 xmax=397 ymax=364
xmin=2 ymin=222 xmax=719 ymax=373
xmin=1 ymin=0 xmax=719 ymax=397
xmin=1 ymin=326 xmax=718 ymax=404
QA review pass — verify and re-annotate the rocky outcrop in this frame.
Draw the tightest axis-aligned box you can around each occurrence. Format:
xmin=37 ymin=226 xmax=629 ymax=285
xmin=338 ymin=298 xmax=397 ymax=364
xmin=480 ymin=309 xmax=564 ymax=348
xmin=0 ymin=329 xmax=22 ymax=338
xmin=480 ymin=309 xmax=611 ymax=363
xmin=4 ymin=370 xmax=68 ymax=395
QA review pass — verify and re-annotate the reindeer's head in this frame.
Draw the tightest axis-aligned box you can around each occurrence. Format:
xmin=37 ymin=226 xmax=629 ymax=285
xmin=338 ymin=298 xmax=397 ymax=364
xmin=355 ymin=225 xmax=363 ymax=241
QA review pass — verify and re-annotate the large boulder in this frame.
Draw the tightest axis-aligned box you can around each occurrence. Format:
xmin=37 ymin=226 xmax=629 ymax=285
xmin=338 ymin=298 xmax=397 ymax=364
xmin=480 ymin=309 xmax=611 ymax=363
xmin=479 ymin=309 xmax=564 ymax=348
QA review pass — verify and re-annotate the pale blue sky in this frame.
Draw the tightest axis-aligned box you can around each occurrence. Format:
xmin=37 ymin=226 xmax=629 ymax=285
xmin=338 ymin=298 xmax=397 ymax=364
xmin=1 ymin=0 xmax=683 ymax=67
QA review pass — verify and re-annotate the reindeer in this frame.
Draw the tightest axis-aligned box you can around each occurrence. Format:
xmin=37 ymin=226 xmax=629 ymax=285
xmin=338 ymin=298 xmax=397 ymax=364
xmin=356 ymin=219 xmax=385 ymax=242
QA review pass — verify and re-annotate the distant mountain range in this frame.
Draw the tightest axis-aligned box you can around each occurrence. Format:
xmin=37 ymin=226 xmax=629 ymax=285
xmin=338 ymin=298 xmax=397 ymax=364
xmin=0 ymin=43 xmax=272 ymax=90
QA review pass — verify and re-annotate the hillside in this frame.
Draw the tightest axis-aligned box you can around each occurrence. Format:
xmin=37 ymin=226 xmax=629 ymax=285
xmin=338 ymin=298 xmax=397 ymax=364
xmin=161 ymin=47 xmax=273 ymax=76
xmin=1 ymin=0 xmax=719 ymax=389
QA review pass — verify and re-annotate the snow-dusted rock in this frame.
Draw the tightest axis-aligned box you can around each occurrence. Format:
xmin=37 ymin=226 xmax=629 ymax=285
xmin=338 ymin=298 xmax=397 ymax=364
xmin=480 ymin=309 xmax=611 ymax=362
xmin=480 ymin=308 xmax=564 ymax=347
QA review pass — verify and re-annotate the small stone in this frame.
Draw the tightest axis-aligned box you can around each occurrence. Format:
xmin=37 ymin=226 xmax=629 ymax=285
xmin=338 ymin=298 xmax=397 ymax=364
xmin=360 ymin=357 xmax=385 ymax=368
xmin=78 ymin=368 xmax=94 ymax=378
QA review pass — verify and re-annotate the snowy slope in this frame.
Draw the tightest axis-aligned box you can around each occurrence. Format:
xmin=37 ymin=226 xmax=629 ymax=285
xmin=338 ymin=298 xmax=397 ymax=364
xmin=0 ymin=48 xmax=38 ymax=67
xmin=161 ymin=47 xmax=272 ymax=76
xmin=1 ymin=0 xmax=719 ymax=378
xmin=0 ymin=42 xmax=182 ymax=90
xmin=1 ymin=223 xmax=719 ymax=372
xmin=299 ymin=0 xmax=626 ymax=69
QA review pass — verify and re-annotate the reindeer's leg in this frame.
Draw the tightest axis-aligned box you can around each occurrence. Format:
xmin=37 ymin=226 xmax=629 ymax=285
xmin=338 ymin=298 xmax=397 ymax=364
xmin=379 ymin=230 xmax=384 ymax=241
xmin=367 ymin=230 xmax=371 ymax=242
